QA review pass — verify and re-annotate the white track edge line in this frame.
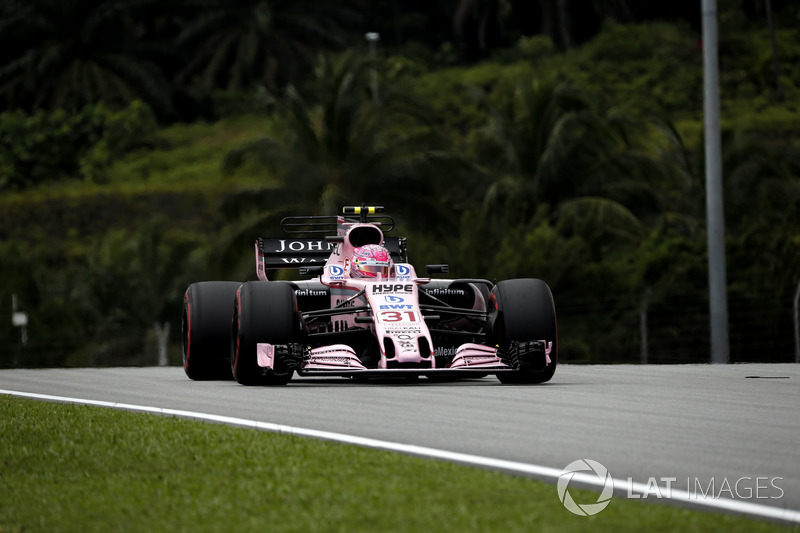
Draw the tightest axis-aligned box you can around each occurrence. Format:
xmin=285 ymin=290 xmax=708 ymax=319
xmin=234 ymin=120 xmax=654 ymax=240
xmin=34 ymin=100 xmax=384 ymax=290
xmin=3 ymin=388 xmax=799 ymax=524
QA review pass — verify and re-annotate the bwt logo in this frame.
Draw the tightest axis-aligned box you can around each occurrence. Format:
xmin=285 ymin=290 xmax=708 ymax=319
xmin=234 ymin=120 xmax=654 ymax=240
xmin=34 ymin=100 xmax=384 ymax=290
xmin=384 ymin=296 xmax=405 ymax=303
xmin=395 ymin=265 xmax=411 ymax=277
xmin=557 ymin=459 xmax=614 ymax=516
xmin=329 ymin=266 xmax=345 ymax=278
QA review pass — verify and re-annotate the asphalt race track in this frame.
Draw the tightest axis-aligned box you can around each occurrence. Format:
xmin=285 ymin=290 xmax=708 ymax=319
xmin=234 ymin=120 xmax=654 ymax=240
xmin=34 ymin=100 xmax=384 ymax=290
xmin=2 ymin=364 xmax=799 ymax=524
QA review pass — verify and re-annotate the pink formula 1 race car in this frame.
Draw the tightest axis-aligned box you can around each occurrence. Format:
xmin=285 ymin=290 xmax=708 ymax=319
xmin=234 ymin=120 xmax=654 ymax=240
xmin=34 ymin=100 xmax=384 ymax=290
xmin=182 ymin=206 xmax=557 ymax=385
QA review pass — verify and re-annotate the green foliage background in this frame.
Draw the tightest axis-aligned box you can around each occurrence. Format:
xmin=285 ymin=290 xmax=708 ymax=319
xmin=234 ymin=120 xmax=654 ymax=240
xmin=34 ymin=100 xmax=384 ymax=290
xmin=1 ymin=2 xmax=799 ymax=367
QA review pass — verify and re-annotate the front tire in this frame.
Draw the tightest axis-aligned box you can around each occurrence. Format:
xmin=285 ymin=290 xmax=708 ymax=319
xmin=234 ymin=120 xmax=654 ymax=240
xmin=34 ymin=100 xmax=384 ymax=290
xmin=231 ymin=281 xmax=297 ymax=386
xmin=491 ymin=278 xmax=557 ymax=384
xmin=183 ymin=281 xmax=241 ymax=380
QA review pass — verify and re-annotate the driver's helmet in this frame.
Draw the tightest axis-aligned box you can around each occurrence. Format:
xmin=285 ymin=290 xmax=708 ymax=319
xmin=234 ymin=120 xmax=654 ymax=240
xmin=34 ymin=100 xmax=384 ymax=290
xmin=351 ymin=244 xmax=393 ymax=279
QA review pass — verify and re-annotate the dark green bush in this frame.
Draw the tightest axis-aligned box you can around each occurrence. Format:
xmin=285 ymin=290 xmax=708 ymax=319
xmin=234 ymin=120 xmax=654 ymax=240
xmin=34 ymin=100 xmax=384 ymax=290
xmin=0 ymin=101 xmax=156 ymax=190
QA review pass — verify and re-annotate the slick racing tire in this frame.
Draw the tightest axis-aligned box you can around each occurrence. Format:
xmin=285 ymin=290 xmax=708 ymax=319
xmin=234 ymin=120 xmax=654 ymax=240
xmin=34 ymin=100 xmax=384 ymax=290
xmin=491 ymin=278 xmax=557 ymax=384
xmin=232 ymin=281 xmax=296 ymax=386
xmin=182 ymin=281 xmax=241 ymax=380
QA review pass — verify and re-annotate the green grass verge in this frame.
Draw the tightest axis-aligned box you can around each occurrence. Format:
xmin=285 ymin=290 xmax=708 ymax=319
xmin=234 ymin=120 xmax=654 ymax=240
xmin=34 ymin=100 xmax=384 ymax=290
xmin=0 ymin=396 xmax=793 ymax=533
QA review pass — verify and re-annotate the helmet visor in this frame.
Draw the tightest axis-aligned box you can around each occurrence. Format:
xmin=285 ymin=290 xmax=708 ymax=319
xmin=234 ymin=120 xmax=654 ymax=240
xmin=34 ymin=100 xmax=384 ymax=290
xmin=360 ymin=264 xmax=391 ymax=277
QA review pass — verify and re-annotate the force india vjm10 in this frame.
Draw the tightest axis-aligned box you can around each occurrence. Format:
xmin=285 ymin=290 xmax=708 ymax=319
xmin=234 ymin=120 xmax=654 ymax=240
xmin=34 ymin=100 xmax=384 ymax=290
xmin=182 ymin=206 xmax=557 ymax=385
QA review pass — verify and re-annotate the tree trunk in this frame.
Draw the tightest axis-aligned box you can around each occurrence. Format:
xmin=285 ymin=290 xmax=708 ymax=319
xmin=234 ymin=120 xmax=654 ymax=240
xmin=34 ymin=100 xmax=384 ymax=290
xmin=556 ymin=0 xmax=574 ymax=49
xmin=154 ymin=322 xmax=170 ymax=366
xmin=640 ymin=288 xmax=651 ymax=364
xmin=794 ymin=279 xmax=800 ymax=363
xmin=764 ymin=0 xmax=784 ymax=102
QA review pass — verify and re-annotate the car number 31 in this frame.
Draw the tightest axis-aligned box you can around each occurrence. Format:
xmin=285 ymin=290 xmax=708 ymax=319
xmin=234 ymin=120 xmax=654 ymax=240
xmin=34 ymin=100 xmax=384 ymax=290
xmin=378 ymin=311 xmax=418 ymax=322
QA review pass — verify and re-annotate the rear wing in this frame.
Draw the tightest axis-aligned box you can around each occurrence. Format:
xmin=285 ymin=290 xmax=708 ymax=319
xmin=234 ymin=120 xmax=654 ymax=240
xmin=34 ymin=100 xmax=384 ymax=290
xmin=255 ymin=206 xmax=407 ymax=279
xmin=256 ymin=236 xmax=407 ymax=268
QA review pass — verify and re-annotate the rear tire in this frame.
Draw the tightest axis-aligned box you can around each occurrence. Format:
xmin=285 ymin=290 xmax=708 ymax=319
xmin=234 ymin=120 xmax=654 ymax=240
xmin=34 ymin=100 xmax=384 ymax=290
xmin=182 ymin=281 xmax=241 ymax=380
xmin=231 ymin=281 xmax=297 ymax=386
xmin=491 ymin=278 xmax=557 ymax=384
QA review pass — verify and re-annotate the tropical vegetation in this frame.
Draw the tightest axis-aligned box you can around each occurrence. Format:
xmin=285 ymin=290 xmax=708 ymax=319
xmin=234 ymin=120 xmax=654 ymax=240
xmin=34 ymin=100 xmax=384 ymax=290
xmin=1 ymin=0 xmax=799 ymax=367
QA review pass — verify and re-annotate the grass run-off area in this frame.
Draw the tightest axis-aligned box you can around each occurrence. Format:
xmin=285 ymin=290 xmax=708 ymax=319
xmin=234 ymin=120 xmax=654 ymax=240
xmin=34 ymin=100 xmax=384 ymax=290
xmin=0 ymin=396 xmax=794 ymax=533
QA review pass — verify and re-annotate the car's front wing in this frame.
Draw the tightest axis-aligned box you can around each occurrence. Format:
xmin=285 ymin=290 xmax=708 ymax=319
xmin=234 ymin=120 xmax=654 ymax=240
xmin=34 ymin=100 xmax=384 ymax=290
xmin=256 ymin=341 xmax=513 ymax=377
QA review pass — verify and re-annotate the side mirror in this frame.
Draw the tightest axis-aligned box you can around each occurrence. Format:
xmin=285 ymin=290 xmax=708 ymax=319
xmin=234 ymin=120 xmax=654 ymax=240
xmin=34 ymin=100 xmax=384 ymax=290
xmin=425 ymin=264 xmax=449 ymax=275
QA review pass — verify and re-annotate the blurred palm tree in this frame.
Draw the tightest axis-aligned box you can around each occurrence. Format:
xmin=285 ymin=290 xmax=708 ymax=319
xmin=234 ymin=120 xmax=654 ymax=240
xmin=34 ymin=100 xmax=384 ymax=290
xmin=78 ymin=217 xmax=207 ymax=365
xmin=724 ymin=131 xmax=800 ymax=290
xmin=475 ymin=77 xmax=690 ymax=240
xmin=223 ymin=51 xmax=466 ymax=221
xmin=0 ymin=240 xmax=87 ymax=367
xmin=0 ymin=0 xmax=175 ymax=116
xmin=174 ymin=0 xmax=362 ymax=93
xmin=459 ymin=76 xmax=694 ymax=281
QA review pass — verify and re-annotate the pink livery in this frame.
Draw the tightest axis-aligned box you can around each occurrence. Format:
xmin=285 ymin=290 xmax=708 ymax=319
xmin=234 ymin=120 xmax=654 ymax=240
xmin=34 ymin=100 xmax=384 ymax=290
xmin=183 ymin=206 xmax=558 ymax=385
